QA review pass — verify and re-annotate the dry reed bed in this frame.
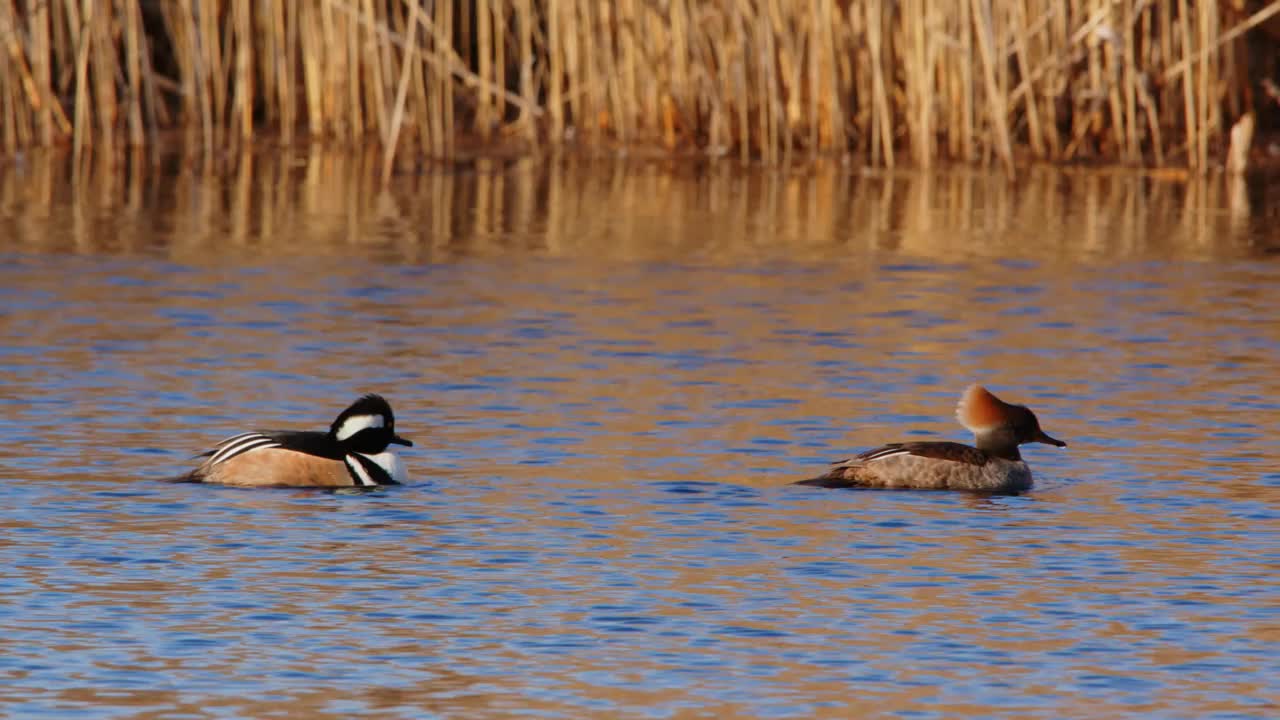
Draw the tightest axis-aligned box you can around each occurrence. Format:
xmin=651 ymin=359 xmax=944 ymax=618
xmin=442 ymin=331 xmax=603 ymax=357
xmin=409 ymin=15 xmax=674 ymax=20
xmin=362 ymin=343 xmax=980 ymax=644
xmin=1 ymin=1 xmax=1276 ymax=170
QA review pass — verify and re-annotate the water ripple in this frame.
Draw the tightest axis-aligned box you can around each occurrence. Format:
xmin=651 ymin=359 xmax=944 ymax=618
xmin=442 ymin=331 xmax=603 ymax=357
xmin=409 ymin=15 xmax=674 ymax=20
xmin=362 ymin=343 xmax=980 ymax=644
xmin=2 ymin=185 xmax=1279 ymax=718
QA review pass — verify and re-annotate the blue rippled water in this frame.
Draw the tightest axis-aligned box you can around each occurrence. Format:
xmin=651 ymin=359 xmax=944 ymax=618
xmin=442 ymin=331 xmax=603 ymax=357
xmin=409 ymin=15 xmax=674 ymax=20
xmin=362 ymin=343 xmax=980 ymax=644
xmin=1 ymin=159 xmax=1277 ymax=718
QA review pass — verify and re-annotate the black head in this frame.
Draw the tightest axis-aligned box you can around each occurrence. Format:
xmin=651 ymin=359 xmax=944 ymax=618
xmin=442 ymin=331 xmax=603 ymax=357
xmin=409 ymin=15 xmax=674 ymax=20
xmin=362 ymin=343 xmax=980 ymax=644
xmin=329 ymin=394 xmax=413 ymax=454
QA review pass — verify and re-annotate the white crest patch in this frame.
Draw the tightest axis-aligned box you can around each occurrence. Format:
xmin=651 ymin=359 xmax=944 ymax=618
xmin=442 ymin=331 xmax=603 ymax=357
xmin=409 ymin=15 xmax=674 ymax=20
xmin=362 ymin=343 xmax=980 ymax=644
xmin=335 ymin=413 xmax=385 ymax=441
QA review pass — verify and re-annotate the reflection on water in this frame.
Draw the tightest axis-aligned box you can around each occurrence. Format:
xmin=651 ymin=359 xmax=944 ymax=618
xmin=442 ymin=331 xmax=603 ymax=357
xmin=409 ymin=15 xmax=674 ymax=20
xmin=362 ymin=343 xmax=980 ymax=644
xmin=1 ymin=148 xmax=1277 ymax=262
xmin=0 ymin=151 xmax=1277 ymax=718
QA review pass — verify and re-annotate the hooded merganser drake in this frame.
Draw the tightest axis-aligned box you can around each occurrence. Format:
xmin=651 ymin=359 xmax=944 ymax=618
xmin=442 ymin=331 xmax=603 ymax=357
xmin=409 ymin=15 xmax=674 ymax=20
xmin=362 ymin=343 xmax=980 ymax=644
xmin=796 ymin=384 xmax=1066 ymax=493
xmin=176 ymin=394 xmax=412 ymax=487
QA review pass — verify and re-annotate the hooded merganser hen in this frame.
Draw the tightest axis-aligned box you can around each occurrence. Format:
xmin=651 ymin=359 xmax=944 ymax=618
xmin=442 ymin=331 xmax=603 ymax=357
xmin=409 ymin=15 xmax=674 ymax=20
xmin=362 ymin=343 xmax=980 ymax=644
xmin=176 ymin=394 xmax=412 ymax=487
xmin=796 ymin=384 xmax=1066 ymax=493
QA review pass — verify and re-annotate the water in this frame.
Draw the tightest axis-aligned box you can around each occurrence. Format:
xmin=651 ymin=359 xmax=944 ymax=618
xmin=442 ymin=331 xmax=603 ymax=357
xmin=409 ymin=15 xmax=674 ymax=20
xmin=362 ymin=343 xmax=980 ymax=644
xmin=1 ymin=152 xmax=1277 ymax=718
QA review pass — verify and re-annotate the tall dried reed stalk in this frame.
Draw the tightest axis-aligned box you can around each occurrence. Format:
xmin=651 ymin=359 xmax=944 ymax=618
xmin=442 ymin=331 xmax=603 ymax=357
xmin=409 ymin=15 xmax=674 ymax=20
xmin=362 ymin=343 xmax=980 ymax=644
xmin=0 ymin=1 xmax=1275 ymax=170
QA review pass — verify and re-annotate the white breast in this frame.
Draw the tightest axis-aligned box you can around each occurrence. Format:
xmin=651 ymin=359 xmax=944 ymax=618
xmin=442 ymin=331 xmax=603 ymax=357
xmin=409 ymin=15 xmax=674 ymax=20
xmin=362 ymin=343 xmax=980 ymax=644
xmin=357 ymin=447 xmax=409 ymax=484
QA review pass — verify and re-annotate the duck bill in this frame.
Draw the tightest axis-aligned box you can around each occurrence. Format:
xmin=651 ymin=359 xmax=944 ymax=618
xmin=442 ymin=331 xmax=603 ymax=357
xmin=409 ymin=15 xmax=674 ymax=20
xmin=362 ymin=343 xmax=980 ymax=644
xmin=1035 ymin=430 xmax=1066 ymax=448
xmin=391 ymin=435 xmax=413 ymax=447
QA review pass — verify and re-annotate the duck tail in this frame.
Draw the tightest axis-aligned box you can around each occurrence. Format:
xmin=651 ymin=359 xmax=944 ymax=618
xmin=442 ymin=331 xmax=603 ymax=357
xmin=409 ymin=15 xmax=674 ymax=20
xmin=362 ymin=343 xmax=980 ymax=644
xmin=793 ymin=470 xmax=859 ymax=489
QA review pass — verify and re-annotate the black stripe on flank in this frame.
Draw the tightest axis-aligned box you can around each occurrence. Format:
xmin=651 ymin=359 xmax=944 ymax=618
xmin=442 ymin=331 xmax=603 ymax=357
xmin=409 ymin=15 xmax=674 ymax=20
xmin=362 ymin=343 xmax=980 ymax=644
xmin=207 ymin=434 xmax=282 ymax=466
xmin=257 ymin=430 xmax=347 ymax=460
xmin=202 ymin=430 xmax=345 ymax=467
xmin=345 ymin=453 xmax=398 ymax=486
xmin=343 ymin=455 xmax=374 ymax=486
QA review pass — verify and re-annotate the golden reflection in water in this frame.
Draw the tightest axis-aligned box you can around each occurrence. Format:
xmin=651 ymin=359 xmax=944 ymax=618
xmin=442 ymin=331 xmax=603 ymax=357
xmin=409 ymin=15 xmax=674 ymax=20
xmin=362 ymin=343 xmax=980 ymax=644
xmin=0 ymin=147 xmax=1273 ymax=261
xmin=52 ymin=675 xmax=527 ymax=720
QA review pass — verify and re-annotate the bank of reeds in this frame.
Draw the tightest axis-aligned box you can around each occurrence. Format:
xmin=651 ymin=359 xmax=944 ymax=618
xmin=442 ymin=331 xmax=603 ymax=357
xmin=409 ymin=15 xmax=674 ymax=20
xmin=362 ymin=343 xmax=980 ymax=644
xmin=1 ymin=1 xmax=1277 ymax=170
